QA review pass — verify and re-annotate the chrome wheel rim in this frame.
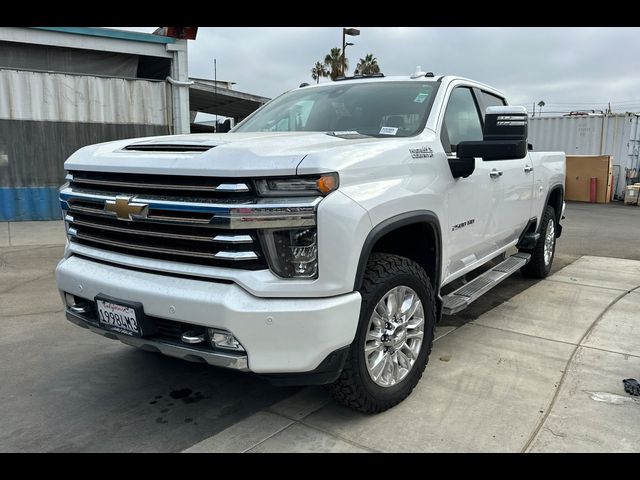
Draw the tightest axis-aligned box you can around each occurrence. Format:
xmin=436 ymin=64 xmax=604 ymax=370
xmin=544 ymin=218 xmax=555 ymax=266
xmin=365 ymin=286 xmax=424 ymax=388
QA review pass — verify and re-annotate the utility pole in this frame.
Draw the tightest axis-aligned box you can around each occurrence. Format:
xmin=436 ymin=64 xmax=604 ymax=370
xmin=342 ymin=28 xmax=360 ymax=77
xmin=342 ymin=29 xmax=345 ymax=76
xmin=214 ymin=58 xmax=218 ymax=132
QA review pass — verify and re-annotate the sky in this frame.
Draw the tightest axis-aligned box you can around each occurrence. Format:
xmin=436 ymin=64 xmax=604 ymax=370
xmin=117 ymin=27 xmax=640 ymax=116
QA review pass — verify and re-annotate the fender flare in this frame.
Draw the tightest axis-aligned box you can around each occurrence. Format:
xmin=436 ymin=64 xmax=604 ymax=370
xmin=353 ymin=210 xmax=442 ymax=294
xmin=540 ymin=184 xmax=564 ymax=231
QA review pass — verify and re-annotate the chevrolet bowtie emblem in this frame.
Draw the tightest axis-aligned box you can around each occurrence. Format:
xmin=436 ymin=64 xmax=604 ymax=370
xmin=104 ymin=196 xmax=149 ymax=221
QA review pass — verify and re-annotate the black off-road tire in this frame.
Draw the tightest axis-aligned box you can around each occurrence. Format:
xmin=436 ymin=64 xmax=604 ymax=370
xmin=326 ymin=253 xmax=436 ymax=414
xmin=520 ymin=205 xmax=557 ymax=279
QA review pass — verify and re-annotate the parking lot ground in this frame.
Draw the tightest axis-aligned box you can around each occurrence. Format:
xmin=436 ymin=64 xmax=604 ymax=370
xmin=186 ymin=255 xmax=640 ymax=453
xmin=0 ymin=225 xmax=298 ymax=452
xmin=559 ymin=201 xmax=640 ymax=261
xmin=2 ymin=201 xmax=640 ymax=452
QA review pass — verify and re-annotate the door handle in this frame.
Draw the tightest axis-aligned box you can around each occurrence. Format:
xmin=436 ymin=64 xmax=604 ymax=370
xmin=524 ymin=165 xmax=534 ymax=173
xmin=489 ymin=169 xmax=503 ymax=179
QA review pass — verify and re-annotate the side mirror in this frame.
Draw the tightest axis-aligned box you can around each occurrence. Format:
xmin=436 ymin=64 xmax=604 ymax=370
xmin=457 ymin=106 xmax=528 ymax=161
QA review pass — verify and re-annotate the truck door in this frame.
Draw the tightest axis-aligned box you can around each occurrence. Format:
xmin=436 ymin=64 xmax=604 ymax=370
xmin=441 ymin=86 xmax=501 ymax=278
xmin=475 ymin=90 xmax=534 ymax=246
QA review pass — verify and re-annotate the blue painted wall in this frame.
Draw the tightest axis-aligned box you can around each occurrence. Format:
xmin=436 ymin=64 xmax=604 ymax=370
xmin=0 ymin=119 xmax=168 ymax=222
xmin=0 ymin=188 xmax=62 ymax=221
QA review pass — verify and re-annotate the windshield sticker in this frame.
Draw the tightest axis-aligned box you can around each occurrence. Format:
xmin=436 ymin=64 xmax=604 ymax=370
xmin=414 ymin=93 xmax=429 ymax=103
xmin=414 ymin=85 xmax=431 ymax=103
xmin=409 ymin=146 xmax=434 ymax=158
xmin=379 ymin=126 xmax=398 ymax=135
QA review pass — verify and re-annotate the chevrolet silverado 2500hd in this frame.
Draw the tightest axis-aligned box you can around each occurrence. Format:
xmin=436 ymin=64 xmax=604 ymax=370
xmin=56 ymin=71 xmax=566 ymax=413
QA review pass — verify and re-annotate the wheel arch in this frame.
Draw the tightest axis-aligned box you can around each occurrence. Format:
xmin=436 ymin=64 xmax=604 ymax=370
xmin=353 ymin=211 xmax=442 ymax=295
xmin=544 ymin=184 xmax=564 ymax=226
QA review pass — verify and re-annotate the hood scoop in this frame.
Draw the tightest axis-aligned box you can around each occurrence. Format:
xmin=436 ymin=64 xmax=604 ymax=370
xmin=123 ymin=143 xmax=215 ymax=152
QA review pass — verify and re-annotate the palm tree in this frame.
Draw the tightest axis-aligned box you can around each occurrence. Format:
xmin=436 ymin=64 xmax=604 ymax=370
xmin=311 ymin=61 xmax=328 ymax=84
xmin=324 ymin=47 xmax=347 ymax=80
xmin=356 ymin=54 xmax=381 ymax=75
xmin=537 ymin=100 xmax=546 ymax=116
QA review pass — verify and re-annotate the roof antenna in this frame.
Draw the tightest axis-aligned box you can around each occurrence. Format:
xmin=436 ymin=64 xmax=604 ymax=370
xmin=411 ymin=65 xmax=427 ymax=79
xmin=214 ymin=58 xmax=218 ymax=133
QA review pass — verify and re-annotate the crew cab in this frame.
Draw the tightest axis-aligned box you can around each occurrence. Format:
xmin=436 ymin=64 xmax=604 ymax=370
xmin=56 ymin=70 xmax=565 ymax=413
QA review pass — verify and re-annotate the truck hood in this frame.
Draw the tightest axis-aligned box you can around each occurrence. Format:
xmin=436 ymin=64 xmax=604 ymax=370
xmin=65 ymin=131 xmax=383 ymax=177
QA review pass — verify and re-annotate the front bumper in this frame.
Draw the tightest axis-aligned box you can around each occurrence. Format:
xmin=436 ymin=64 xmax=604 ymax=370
xmin=65 ymin=309 xmax=250 ymax=370
xmin=56 ymin=255 xmax=361 ymax=374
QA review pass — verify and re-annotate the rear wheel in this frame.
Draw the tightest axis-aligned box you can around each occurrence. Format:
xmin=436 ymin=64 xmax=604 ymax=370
xmin=327 ymin=253 xmax=436 ymax=413
xmin=520 ymin=205 xmax=556 ymax=279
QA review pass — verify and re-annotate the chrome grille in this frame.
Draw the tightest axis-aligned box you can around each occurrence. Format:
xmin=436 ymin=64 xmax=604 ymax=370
xmin=66 ymin=210 xmax=264 ymax=269
xmin=60 ymin=171 xmax=318 ymax=271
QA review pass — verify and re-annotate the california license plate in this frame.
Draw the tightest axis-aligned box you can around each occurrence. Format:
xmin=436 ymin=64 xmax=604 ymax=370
xmin=96 ymin=297 xmax=143 ymax=337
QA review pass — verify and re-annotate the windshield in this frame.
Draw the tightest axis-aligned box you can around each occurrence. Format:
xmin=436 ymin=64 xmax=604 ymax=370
xmin=233 ymin=81 xmax=438 ymax=138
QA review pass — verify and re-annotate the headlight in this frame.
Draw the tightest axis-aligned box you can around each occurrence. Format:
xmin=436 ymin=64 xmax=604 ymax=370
xmin=260 ymin=228 xmax=318 ymax=278
xmin=254 ymin=173 xmax=338 ymax=197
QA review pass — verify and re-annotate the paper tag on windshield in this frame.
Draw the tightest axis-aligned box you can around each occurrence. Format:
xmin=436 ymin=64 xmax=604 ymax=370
xmin=333 ymin=131 xmax=360 ymax=136
xmin=379 ymin=126 xmax=398 ymax=135
xmin=414 ymin=93 xmax=429 ymax=103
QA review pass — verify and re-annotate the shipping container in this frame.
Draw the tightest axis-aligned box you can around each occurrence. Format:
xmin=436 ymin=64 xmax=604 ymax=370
xmin=529 ymin=114 xmax=640 ymax=200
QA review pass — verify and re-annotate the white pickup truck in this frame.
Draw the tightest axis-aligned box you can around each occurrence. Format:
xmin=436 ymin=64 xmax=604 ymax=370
xmin=56 ymin=71 xmax=565 ymax=413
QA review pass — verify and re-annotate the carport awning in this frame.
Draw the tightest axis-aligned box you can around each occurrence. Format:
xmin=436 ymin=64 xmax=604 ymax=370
xmin=189 ymin=80 xmax=270 ymax=119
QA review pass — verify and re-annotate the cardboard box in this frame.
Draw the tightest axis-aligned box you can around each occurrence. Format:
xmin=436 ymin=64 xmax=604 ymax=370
xmin=565 ymin=155 xmax=613 ymax=203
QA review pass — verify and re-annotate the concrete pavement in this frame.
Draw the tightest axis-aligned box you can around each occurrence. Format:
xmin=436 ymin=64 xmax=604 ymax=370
xmin=185 ymin=256 xmax=640 ymax=453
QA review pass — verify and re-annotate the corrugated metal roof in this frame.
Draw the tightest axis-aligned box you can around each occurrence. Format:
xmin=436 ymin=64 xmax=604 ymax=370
xmin=0 ymin=69 xmax=169 ymax=125
xmin=189 ymin=80 xmax=270 ymax=119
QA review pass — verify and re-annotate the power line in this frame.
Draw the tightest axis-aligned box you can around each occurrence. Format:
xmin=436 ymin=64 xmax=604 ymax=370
xmin=521 ymin=99 xmax=640 ymax=106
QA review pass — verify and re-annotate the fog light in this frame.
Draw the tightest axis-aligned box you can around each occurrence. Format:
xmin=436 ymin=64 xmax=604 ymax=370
xmin=208 ymin=328 xmax=245 ymax=352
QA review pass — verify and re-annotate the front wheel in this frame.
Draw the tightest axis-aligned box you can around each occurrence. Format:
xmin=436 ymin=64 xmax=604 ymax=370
xmin=520 ymin=205 xmax=557 ymax=279
xmin=327 ymin=253 xmax=436 ymax=413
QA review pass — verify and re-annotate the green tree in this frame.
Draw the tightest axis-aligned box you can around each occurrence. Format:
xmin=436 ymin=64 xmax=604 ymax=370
xmin=356 ymin=54 xmax=381 ymax=75
xmin=324 ymin=47 xmax=347 ymax=80
xmin=537 ymin=100 xmax=546 ymax=116
xmin=311 ymin=61 xmax=328 ymax=84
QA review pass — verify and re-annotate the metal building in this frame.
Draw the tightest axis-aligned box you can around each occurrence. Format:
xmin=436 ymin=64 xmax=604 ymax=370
xmin=0 ymin=27 xmax=269 ymax=221
xmin=529 ymin=114 xmax=640 ymax=200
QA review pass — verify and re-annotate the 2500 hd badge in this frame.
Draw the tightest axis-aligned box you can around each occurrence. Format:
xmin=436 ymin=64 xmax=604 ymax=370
xmin=451 ymin=218 xmax=475 ymax=231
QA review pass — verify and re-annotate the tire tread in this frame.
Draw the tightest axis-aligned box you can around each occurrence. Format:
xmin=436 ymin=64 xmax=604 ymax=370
xmin=520 ymin=205 xmax=556 ymax=279
xmin=327 ymin=253 xmax=436 ymax=413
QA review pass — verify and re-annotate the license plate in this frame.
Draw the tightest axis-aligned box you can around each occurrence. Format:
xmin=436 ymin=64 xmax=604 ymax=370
xmin=96 ymin=297 xmax=142 ymax=337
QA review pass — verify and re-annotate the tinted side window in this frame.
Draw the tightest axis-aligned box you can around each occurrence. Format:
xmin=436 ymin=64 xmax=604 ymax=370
xmin=480 ymin=91 xmax=506 ymax=109
xmin=442 ymin=87 xmax=483 ymax=152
